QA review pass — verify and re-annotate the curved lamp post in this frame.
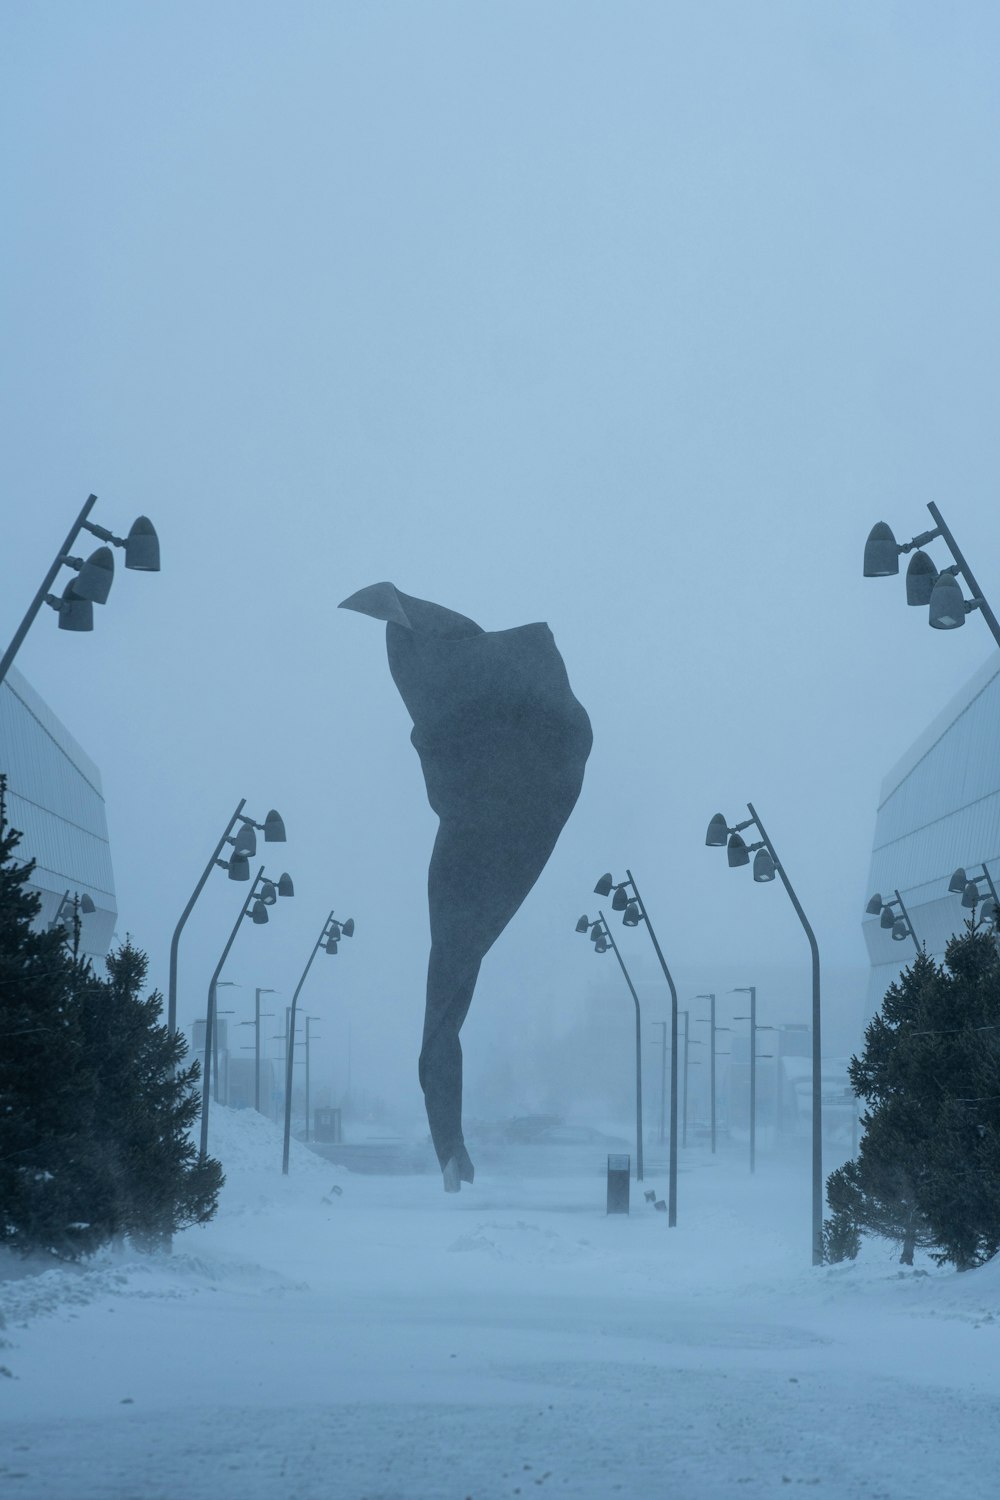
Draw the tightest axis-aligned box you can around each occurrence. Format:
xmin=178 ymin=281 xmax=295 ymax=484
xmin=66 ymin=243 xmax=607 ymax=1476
xmin=865 ymin=889 xmax=920 ymax=952
xmin=199 ymin=865 xmax=294 ymax=1157
xmin=694 ymin=994 xmax=730 ymax=1155
xmin=282 ymin=910 xmax=355 ymax=1174
xmin=167 ymin=800 xmax=287 ymax=1037
xmin=576 ymin=911 xmax=644 ymax=1181
xmin=593 ymin=869 xmax=678 ymax=1225
xmin=706 ymin=803 xmax=823 ymax=1265
xmin=730 ymin=986 xmax=775 ymax=1175
xmin=0 ymin=494 xmax=160 ymax=687
xmin=863 ymin=502 xmax=1000 ymax=647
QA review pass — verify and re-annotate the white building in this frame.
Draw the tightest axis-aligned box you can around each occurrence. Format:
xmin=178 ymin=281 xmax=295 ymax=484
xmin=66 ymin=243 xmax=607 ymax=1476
xmin=0 ymin=664 xmax=117 ymax=960
xmin=864 ymin=651 xmax=1000 ymax=1022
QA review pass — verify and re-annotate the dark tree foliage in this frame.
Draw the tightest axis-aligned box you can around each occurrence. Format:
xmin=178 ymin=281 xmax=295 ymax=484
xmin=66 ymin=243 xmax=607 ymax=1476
xmin=825 ymin=924 xmax=1000 ymax=1270
xmin=0 ymin=777 xmax=223 ymax=1257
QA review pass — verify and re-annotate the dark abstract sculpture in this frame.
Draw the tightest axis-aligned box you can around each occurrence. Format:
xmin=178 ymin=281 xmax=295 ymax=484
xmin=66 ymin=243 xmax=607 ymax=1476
xmin=339 ymin=583 xmax=592 ymax=1191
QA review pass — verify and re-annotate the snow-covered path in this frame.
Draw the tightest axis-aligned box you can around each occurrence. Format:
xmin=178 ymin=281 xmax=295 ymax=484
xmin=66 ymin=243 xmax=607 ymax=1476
xmin=2 ymin=1110 xmax=999 ymax=1499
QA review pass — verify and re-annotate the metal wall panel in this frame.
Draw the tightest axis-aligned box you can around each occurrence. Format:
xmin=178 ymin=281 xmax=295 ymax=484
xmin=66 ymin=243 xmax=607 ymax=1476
xmin=0 ymin=666 xmax=117 ymax=960
xmin=863 ymin=652 xmax=1000 ymax=1023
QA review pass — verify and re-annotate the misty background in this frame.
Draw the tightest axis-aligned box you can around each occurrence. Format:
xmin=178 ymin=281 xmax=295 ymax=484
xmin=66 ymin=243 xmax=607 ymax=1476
xmin=4 ymin=1 xmax=1000 ymax=1135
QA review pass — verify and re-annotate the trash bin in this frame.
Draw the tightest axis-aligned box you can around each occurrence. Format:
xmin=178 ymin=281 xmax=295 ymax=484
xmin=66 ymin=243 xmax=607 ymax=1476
xmin=606 ymin=1153 xmax=630 ymax=1215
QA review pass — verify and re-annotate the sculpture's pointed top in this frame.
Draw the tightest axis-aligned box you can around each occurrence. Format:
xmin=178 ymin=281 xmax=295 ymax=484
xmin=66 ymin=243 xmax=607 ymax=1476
xmin=339 ymin=583 xmax=483 ymax=638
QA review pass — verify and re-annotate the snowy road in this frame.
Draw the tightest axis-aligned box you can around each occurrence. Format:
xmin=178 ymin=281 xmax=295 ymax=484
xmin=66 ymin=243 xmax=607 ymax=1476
xmin=2 ymin=1109 xmax=999 ymax=1499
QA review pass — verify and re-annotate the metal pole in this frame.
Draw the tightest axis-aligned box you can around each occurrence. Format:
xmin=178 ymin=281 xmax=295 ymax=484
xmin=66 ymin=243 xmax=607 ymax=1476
xmin=0 ymin=494 xmax=98 ymax=689
xmin=893 ymin=890 xmax=921 ymax=955
xmin=283 ymin=912 xmax=335 ymax=1174
xmin=651 ymin=1021 xmax=668 ymax=1146
xmin=747 ymin=802 xmax=823 ymax=1266
xmin=255 ymin=988 xmax=262 ymax=1112
xmin=305 ymin=1017 xmax=312 ymax=1143
xmin=682 ymin=1009 xmax=689 ymax=1148
xmin=199 ymin=868 xmax=264 ymax=1158
xmin=710 ymin=995 xmax=716 ymax=1153
xmin=167 ymin=799 xmax=247 ymax=1037
xmin=624 ymin=871 xmax=678 ymax=1225
xmin=927 ymin=502 xmax=1000 ymax=650
xmin=601 ymin=912 xmax=643 ymax=1181
xmin=750 ymin=986 xmax=756 ymax=1174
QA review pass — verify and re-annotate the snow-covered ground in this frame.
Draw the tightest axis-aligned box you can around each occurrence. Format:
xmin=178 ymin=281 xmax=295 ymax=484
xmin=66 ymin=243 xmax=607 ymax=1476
xmin=2 ymin=1109 xmax=999 ymax=1500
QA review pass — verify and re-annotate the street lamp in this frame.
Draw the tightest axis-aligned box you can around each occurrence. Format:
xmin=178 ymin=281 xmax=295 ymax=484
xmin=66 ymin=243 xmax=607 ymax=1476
xmin=865 ymin=889 xmax=920 ymax=952
xmin=706 ymin=803 xmax=823 ymax=1265
xmin=576 ymin=912 xmax=645 ymax=1181
xmin=0 ymin=495 xmax=160 ymax=688
xmin=650 ymin=1021 xmax=668 ymax=1146
xmin=167 ymin=799 xmax=287 ymax=1038
xmin=199 ymin=865 xmax=293 ymax=1157
xmin=303 ymin=1016 xmax=322 ymax=1142
xmin=593 ymin=869 xmax=678 ymax=1225
xmin=947 ymin=863 xmax=1000 ymax=926
xmin=730 ymin=987 xmax=775 ymax=1175
xmin=679 ymin=1008 xmax=703 ymax=1149
xmin=862 ymin=502 xmax=1000 ymax=647
xmin=694 ymin=995 xmax=730 ymax=1155
xmin=238 ymin=988 xmax=277 ymax=1113
xmin=283 ymin=910 xmax=355 ymax=1175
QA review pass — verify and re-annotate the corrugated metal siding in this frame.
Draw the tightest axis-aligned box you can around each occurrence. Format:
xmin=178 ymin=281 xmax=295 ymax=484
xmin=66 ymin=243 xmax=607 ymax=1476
xmin=0 ymin=667 xmax=117 ymax=960
xmin=863 ymin=655 xmax=1000 ymax=1022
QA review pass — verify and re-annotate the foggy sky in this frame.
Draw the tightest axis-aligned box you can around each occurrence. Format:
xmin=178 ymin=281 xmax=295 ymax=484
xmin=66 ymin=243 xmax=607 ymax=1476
xmin=4 ymin=2 xmax=1000 ymax=1124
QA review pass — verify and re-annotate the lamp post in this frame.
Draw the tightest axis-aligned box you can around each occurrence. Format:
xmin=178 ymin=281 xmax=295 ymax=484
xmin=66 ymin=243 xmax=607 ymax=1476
xmin=303 ymin=1016 xmax=322 ymax=1142
xmin=730 ymin=987 xmax=774 ymax=1175
xmin=706 ymin=803 xmax=824 ymax=1265
xmin=283 ymin=911 xmax=355 ymax=1175
xmin=576 ymin=912 xmax=645 ymax=1180
xmin=865 ymin=889 xmax=920 ymax=952
xmin=0 ymin=494 xmax=160 ymax=689
xmin=593 ymin=870 xmax=678 ymax=1224
xmin=947 ymin=863 xmax=1000 ymax=927
xmin=694 ymin=995 xmax=730 ymax=1154
xmin=212 ymin=982 xmax=238 ymax=1103
xmin=650 ymin=1021 xmax=668 ymax=1146
xmin=238 ymin=987 xmax=277 ymax=1113
xmin=199 ymin=866 xmax=293 ymax=1157
xmin=680 ymin=1009 xmax=703 ymax=1148
xmin=167 ymin=800 xmax=287 ymax=1039
xmin=863 ymin=502 xmax=1000 ymax=648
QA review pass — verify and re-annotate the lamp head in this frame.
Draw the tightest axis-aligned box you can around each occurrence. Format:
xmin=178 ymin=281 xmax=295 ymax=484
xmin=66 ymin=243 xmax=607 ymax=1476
xmin=227 ymin=854 xmax=251 ymax=882
xmin=863 ymin=521 xmax=900 ymax=577
xmin=263 ymin=809 xmax=287 ymax=842
xmin=325 ymin=938 xmax=339 ymax=955
xmin=705 ymin=813 xmax=729 ymax=847
xmin=727 ymin=832 xmax=750 ymax=868
xmin=80 ymin=894 xmax=96 ymax=914
xmin=865 ymin=893 xmax=884 ymax=915
xmin=575 ymin=914 xmax=590 ymax=934
xmin=74 ymin=546 xmax=115 ymax=605
xmin=56 ymin=581 xmax=94 ymax=632
xmin=233 ymin=824 xmax=257 ymax=858
xmin=259 ymin=880 xmax=277 ymax=906
xmin=961 ymin=881 xmax=981 ymax=910
xmin=880 ymin=905 xmax=896 ymax=929
xmin=124 ymin=516 xmax=160 ymax=571
xmin=752 ymin=849 xmax=776 ymax=883
xmin=611 ymin=885 xmax=629 ymax=912
xmin=594 ymin=873 xmax=614 ymax=898
xmin=948 ymin=868 xmax=968 ymax=895
xmin=891 ymin=918 xmax=909 ymax=941
xmin=594 ymin=937 xmax=608 ymax=954
xmin=251 ymin=900 xmax=269 ymax=925
xmin=622 ymin=900 xmax=641 ymax=927
xmin=929 ymin=572 xmax=967 ymax=630
xmin=277 ymin=872 xmax=294 ymax=898
xmin=341 ymin=917 xmax=355 ymax=937
xmin=905 ymin=550 xmax=938 ymax=606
